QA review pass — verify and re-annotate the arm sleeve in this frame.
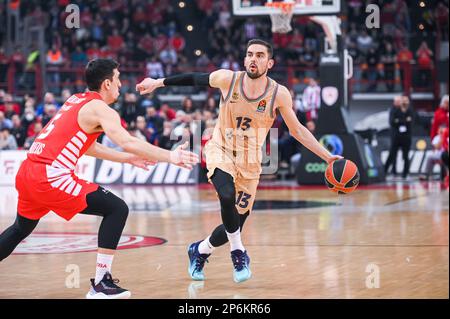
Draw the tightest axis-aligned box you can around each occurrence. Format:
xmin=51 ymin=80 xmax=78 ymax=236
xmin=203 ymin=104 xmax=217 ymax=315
xmin=163 ymin=73 xmax=210 ymax=87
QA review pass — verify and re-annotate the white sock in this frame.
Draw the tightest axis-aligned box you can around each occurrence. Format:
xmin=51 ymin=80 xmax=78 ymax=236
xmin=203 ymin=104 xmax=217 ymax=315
xmin=95 ymin=253 xmax=114 ymax=285
xmin=198 ymin=236 xmax=215 ymax=255
xmin=226 ymin=229 xmax=245 ymax=252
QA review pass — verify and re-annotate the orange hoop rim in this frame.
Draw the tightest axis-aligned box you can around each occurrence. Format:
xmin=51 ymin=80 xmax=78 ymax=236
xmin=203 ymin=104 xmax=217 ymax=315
xmin=265 ymin=2 xmax=295 ymax=14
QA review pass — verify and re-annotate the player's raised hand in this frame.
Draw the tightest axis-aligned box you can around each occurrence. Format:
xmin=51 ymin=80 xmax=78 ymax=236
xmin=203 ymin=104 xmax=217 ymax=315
xmin=135 ymin=77 xmax=164 ymax=95
xmin=170 ymin=141 xmax=199 ymax=170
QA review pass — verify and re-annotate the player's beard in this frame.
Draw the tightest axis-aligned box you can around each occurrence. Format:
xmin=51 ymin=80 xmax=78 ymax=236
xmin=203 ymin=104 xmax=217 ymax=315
xmin=246 ymin=65 xmax=266 ymax=79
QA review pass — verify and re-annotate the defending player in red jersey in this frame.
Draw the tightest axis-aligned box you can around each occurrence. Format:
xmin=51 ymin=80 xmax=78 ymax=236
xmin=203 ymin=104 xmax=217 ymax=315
xmin=0 ymin=59 xmax=199 ymax=299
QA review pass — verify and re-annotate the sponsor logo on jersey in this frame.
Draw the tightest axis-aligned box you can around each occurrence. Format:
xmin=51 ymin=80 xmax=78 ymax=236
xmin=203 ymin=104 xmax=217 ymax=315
xmin=257 ymin=99 xmax=267 ymax=113
xmin=232 ymin=92 xmax=239 ymax=100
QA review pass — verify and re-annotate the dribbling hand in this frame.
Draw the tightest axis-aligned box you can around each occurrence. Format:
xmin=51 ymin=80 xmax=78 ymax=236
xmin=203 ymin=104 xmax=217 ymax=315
xmin=326 ymin=155 xmax=343 ymax=164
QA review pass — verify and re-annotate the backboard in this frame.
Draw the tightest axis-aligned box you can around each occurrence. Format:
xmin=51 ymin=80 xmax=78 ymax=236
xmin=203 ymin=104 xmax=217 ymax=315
xmin=232 ymin=0 xmax=341 ymax=16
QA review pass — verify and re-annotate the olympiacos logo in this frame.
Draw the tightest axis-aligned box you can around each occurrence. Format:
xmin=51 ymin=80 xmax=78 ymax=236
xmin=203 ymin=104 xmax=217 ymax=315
xmin=13 ymin=232 xmax=166 ymax=254
xmin=321 ymin=86 xmax=339 ymax=106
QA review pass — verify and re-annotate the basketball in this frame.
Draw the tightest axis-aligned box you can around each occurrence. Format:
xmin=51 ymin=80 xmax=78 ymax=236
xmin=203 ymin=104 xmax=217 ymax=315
xmin=325 ymin=159 xmax=359 ymax=194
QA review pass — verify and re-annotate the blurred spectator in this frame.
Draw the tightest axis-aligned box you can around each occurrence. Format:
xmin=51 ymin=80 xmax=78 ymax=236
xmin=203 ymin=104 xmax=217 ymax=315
xmin=135 ymin=115 xmax=153 ymax=142
xmin=46 ymin=44 xmax=64 ymax=94
xmin=0 ymin=110 xmax=12 ymax=130
xmin=435 ymin=2 xmax=449 ymax=41
xmin=160 ymin=103 xmax=176 ymax=121
xmin=0 ymin=93 xmax=21 ymax=118
xmin=21 ymin=44 xmax=40 ymax=90
xmin=21 ymin=99 xmax=37 ymax=133
xmin=41 ymin=103 xmax=58 ymax=127
xmin=10 ymin=114 xmax=26 ymax=148
xmin=71 ymin=46 xmax=88 ymax=66
xmin=356 ymin=30 xmax=373 ymax=55
xmin=36 ymin=92 xmax=60 ymax=116
xmin=23 ymin=122 xmax=43 ymax=150
xmin=159 ymin=43 xmax=178 ymax=76
xmin=430 ymin=95 xmax=449 ymax=139
xmin=302 ymin=78 xmax=321 ymax=121
xmin=220 ymin=54 xmax=240 ymax=71
xmin=0 ymin=127 xmax=17 ymax=150
xmin=204 ymin=96 xmax=218 ymax=114
xmin=121 ymin=92 xmax=142 ymax=124
xmin=87 ymin=42 xmax=102 ymax=60
xmin=158 ymin=121 xmax=175 ymax=150
xmin=182 ymin=97 xmax=195 ymax=114
xmin=107 ymin=28 xmax=125 ymax=53
xmin=146 ymin=57 xmax=164 ymax=78
xmin=145 ymin=106 xmax=164 ymax=140
xmin=416 ymin=41 xmax=433 ymax=88
xmin=169 ymin=33 xmax=186 ymax=52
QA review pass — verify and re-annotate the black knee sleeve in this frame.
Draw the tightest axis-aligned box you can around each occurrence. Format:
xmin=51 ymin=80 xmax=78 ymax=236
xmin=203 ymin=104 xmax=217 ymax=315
xmin=81 ymin=187 xmax=129 ymax=250
xmin=211 ymin=169 xmax=240 ymax=233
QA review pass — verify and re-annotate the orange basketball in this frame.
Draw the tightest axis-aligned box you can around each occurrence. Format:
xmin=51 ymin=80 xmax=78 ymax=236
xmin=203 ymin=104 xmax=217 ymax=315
xmin=325 ymin=159 xmax=360 ymax=194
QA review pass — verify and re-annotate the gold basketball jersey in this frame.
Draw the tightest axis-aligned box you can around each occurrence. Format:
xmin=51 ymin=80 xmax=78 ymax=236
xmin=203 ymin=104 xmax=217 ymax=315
xmin=207 ymin=71 xmax=279 ymax=179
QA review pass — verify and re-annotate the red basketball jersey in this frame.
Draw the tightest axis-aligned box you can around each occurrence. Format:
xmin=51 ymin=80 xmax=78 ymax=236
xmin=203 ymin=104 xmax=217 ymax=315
xmin=16 ymin=91 xmax=103 ymax=220
xmin=27 ymin=91 xmax=102 ymax=195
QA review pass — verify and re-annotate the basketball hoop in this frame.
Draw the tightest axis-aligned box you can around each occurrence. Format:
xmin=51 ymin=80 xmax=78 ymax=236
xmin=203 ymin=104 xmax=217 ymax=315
xmin=265 ymin=2 xmax=295 ymax=34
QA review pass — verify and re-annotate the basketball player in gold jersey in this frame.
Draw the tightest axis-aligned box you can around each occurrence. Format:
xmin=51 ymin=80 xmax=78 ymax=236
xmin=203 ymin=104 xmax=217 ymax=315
xmin=136 ymin=39 xmax=341 ymax=283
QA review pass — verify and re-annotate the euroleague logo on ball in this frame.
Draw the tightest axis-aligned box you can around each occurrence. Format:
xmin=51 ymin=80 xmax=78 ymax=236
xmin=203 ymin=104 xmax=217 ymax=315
xmin=319 ymin=135 xmax=344 ymax=156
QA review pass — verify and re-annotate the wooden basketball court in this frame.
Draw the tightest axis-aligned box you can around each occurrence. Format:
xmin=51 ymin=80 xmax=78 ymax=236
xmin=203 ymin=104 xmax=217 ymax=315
xmin=0 ymin=181 xmax=448 ymax=299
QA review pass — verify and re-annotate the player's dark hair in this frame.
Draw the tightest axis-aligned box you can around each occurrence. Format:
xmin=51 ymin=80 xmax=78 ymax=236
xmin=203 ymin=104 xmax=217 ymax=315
xmin=247 ymin=39 xmax=273 ymax=59
xmin=85 ymin=59 xmax=119 ymax=92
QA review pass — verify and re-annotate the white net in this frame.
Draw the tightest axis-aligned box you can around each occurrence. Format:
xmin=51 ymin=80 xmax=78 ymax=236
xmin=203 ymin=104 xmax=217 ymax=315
xmin=267 ymin=3 xmax=294 ymax=34
xmin=270 ymin=8 xmax=294 ymax=33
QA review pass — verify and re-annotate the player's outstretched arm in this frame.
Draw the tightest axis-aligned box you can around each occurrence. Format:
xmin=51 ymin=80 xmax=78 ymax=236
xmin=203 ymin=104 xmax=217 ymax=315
xmin=135 ymin=69 xmax=234 ymax=95
xmin=86 ymin=100 xmax=199 ymax=169
xmin=85 ymin=142 xmax=157 ymax=170
xmin=276 ymin=86 xmax=342 ymax=164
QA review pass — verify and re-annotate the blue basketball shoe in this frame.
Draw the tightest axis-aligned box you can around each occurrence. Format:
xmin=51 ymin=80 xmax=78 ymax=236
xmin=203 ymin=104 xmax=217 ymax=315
xmin=231 ymin=249 xmax=252 ymax=283
xmin=188 ymin=241 xmax=210 ymax=281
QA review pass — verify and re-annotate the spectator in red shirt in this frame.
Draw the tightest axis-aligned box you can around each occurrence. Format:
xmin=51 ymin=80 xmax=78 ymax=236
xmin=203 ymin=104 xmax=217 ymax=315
xmin=160 ymin=103 xmax=176 ymax=121
xmin=416 ymin=41 xmax=433 ymax=88
xmin=133 ymin=6 xmax=147 ymax=24
xmin=169 ymin=33 xmax=185 ymax=52
xmin=430 ymin=95 xmax=449 ymax=139
xmin=86 ymin=42 xmax=102 ymax=60
xmin=107 ymin=28 xmax=124 ymax=53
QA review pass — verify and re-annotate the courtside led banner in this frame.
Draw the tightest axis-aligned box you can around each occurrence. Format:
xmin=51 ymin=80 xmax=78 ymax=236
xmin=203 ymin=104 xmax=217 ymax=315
xmin=0 ymin=151 xmax=197 ymax=185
